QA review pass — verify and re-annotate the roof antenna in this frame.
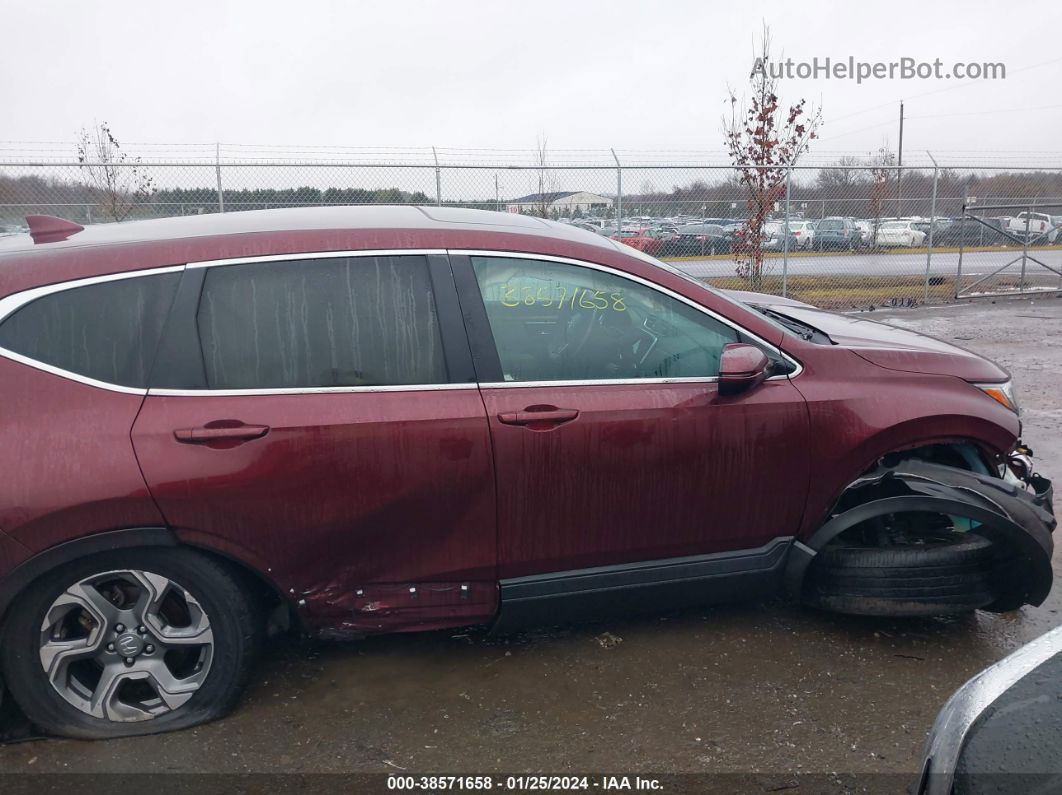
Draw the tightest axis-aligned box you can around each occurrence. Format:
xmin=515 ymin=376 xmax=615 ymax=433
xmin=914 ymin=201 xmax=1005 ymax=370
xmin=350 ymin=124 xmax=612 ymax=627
xmin=26 ymin=215 xmax=84 ymax=244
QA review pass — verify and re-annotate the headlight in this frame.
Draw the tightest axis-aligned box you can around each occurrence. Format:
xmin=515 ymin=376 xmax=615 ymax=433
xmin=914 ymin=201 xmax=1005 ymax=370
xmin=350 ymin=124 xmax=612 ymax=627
xmin=974 ymin=380 xmax=1020 ymax=414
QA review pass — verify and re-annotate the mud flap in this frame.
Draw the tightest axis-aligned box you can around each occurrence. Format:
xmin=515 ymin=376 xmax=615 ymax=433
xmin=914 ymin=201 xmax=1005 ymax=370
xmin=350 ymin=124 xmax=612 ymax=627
xmin=784 ymin=461 xmax=1055 ymax=613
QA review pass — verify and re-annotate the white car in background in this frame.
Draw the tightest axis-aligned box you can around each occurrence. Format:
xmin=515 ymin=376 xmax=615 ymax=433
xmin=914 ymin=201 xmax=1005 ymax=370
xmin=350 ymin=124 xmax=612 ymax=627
xmin=786 ymin=220 xmax=816 ymax=249
xmin=875 ymin=220 xmax=927 ymax=247
xmin=854 ymin=220 xmax=873 ymax=244
xmin=1006 ymin=211 xmax=1052 ymax=240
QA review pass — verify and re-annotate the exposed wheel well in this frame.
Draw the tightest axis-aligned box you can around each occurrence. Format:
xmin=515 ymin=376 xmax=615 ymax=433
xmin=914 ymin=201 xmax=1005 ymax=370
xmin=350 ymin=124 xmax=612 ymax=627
xmin=180 ymin=544 xmax=295 ymax=637
xmin=833 ymin=441 xmax=999 ymax=544
xmin=878 ymin=441 xmax=997 ymax=476
xmin=784 ymin=452 xmax=1054 ymax=614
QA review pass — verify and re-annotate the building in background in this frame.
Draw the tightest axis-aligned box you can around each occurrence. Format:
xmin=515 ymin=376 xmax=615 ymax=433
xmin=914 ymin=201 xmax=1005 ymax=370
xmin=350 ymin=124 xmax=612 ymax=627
xmin=506 ymin=191 xmax=613 ymax=217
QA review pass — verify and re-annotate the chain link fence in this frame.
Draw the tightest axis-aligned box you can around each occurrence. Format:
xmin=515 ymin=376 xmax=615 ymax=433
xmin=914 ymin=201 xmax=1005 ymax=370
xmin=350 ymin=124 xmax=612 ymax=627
xmin=2 ymin=148 xmax=1061 ymax=309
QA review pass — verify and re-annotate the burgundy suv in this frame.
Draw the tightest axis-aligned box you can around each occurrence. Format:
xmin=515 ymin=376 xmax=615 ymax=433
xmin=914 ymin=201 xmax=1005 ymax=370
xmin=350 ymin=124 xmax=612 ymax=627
xmin=0 ymin=207 xmax=1053 ymax=739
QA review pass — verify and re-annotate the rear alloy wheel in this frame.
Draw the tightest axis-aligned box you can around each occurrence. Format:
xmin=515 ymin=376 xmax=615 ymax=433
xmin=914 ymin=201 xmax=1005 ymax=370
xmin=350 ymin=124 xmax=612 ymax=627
xmin=1 ymin=548 xmax=260 ymax=739
xmin=804 ymin=527 xmax=999 ymax=617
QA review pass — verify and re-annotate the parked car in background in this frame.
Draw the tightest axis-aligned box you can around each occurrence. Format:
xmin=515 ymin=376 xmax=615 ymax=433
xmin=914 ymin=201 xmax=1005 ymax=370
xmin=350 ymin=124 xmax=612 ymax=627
xmin=911 ymin=219 xmax=951 ymax=241
xmin=0 ymin=207 xmax=1051 ymax=741
xmin=786 ymin=220 xmax=816 ymax=250
xmin=662 ymin=223 xmax=729 ymax=256
xmin=854 ymin=220 xmax=873 ymax=244
xmin=571 ymin=221 xmax=603 ymax=235
xmin=609 ymin=227 xmax=665 ymax=256
xmin=1006 ymin=212 xmax=1053 ymax=240
xmin=725 ymin=222 xmax=795 ymax=253
xmin=875 ymin=220 xmax=927 ymax=247
xmin=934 ymin=217 xmax=1012 ymax=248
xmin=656 ymin=225 xmax=681 ymax=245
xmin=918 ymin=624 xmax=1062 ymax=794
xmin=814 ymin=217 xmax=862 ymax=250
xmin=761 ymin=222 xmax=800 ymax=252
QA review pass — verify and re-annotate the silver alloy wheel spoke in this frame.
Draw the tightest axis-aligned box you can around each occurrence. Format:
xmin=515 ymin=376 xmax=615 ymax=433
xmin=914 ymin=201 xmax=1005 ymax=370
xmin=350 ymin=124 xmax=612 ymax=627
xmin=64 ymin=581 xmax=122 ymax=628
xmin=39 ymin=586 xmax=111 ymax=686
xmin=140 ymin=657 xmax=205 ymax=709
xmin=126 ymin=570 xmax=172 ymax=624
xmin=90 ymin=663 xmax=139 ymax=720
xmin=149 ymin=593 xmax=214 ymax=648
xmin=39 ymin=635 xmax=103 ymax=685
xmin=38 ymin=569 xmax=215 ymax=723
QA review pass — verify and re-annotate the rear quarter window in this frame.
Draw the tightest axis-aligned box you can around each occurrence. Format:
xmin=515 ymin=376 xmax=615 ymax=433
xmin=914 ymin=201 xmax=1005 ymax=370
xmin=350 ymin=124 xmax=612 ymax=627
xmin=0 ymin=271 xmax=180 ymax=389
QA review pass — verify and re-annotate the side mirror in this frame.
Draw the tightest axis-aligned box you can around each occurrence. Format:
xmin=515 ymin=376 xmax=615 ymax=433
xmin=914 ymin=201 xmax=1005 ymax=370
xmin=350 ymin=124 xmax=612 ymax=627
xmin=718 ymin=343 xmax=770 ymax=395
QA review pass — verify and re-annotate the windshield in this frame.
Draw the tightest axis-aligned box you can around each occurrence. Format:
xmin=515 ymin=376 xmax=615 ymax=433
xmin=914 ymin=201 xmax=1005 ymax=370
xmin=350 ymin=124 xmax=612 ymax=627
xmin=817 ymin=220 xmax=844 ymax=231
xmin=881 ymin=222 xmax=906 ymax=229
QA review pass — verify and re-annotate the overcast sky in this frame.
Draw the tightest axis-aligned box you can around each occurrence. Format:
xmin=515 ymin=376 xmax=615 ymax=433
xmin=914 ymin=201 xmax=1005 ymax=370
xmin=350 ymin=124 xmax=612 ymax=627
xmin=3 ymin=0 xmax=1061 ymax=164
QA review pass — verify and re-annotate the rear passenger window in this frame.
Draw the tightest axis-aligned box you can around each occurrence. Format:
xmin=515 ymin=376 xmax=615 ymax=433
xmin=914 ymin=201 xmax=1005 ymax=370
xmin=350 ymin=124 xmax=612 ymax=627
xmin=197 ymin=255 xmax=448 ymax=389
xmin=0 ymin=272 xmax=180 ymax=389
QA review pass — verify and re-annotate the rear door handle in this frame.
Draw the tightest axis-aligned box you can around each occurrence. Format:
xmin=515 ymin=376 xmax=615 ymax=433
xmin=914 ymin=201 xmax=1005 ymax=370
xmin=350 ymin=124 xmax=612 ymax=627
xmin=174 ymin=424 xmax=270 ymax=443
xmin=497 ymin=407 xmax=579 ymax=427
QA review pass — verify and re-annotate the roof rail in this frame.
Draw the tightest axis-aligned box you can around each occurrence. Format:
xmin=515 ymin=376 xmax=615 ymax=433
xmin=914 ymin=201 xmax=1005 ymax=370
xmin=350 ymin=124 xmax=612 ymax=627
xmin=26 ymin=215 xmax=85 ymax=244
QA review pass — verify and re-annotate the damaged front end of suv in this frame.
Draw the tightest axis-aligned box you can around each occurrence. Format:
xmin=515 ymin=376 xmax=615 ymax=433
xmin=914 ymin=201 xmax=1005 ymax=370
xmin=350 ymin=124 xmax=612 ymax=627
xmin=785 ymin=446 xmax=1055 ymax=617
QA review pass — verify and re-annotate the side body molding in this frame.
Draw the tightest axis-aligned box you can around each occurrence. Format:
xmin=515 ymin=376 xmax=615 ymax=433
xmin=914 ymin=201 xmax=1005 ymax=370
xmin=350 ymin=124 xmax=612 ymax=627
xmin=494 ymin=537 xmax=793 ymax=633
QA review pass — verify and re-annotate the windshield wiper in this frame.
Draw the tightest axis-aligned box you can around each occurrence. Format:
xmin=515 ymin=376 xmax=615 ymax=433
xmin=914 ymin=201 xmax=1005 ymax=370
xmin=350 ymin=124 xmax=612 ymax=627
xmin=752 ymin=305 xmax=816 ymax=341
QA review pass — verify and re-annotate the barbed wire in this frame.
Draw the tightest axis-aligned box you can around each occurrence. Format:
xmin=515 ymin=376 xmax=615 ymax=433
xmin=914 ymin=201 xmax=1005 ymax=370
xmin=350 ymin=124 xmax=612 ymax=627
xmin=3 ymin=142 xmax=1062 ymax=169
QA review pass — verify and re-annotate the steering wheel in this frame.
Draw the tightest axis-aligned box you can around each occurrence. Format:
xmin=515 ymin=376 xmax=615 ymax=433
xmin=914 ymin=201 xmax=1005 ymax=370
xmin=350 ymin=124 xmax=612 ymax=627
xmin=557 ymin=308 xmax=645 ymax=376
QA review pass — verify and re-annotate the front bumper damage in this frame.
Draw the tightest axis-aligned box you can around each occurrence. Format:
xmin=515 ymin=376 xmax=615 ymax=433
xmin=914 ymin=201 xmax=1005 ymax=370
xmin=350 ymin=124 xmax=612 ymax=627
xmin=785 ymin=457 xmax=1055 ymax=613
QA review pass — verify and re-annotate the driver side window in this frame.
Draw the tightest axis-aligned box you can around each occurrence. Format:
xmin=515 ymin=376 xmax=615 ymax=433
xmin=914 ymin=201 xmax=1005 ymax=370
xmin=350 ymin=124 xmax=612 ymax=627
xmin=470 ymin=256 xmax=738 ymax=383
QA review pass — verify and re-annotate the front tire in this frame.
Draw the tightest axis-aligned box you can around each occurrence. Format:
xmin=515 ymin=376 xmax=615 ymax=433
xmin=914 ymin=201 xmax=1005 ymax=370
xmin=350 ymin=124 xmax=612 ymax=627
xmin=0 ymin=547 xmax=260 ymax=739
xmin=804 ymin=530 xmax=998 ymax=617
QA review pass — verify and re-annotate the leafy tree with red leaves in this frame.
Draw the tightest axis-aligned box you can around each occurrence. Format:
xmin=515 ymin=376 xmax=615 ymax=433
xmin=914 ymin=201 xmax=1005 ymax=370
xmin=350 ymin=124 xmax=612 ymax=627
xmin=724 ymin=27 xmax=821 ymax=290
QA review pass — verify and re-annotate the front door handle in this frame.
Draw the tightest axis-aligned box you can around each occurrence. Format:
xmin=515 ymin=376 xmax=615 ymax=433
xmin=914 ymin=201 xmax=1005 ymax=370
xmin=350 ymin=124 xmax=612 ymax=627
xmin=498 ymin=406 xmax=580 ymax=427
xmin=174 ymin=424 xmax=270 ymax=443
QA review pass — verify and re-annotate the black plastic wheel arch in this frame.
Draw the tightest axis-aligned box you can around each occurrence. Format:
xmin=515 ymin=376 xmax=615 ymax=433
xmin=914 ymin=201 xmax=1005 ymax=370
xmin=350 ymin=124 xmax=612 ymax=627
xmin=785 ymin=462 xmax=1055 ymax=613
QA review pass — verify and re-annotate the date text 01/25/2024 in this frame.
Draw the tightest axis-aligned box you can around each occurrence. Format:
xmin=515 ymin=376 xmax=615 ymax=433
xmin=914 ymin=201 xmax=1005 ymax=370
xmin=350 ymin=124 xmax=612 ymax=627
xmin=386 ymin=775 xmax=663 ymax=791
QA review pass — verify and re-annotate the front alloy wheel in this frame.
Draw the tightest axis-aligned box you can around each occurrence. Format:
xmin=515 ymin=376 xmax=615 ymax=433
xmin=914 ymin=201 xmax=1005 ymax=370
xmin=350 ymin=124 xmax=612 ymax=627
xmin=2 ymin=547 xmax=260 ymax=739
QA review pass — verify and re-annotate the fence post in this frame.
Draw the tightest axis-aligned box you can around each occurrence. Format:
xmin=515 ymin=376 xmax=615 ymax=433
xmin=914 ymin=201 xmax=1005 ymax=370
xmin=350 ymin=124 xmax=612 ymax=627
xmin=1020 ymin=206 xmax=1031 ymax=293
xmin=923 ymin=152 xmax=939 ymax=304
xmin=782 ymin=167 xmax=792 ymax=298
xmin=955 ymin=190 xmax=967 ymax=299
xmin=611 ymin=148 xmax=622 ymax=230
xmin=215 ymin=142 xmax=225 ymax=213
xmin=432 ymin=146 xmax=442 ymax=207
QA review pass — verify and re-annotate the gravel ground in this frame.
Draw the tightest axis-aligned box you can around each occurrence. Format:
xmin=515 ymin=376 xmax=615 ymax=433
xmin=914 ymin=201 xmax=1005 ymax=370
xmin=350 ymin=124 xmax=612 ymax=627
xmin=1 ymin=296 xmax=1060 ymax=788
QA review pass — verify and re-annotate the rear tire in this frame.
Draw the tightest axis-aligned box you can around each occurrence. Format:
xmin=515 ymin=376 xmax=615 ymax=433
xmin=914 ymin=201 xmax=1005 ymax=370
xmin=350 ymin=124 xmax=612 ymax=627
xmin=0 ymin=547 xmax=261 ymax=739
xmin=804 ymin=531 xmax=998 ymax=617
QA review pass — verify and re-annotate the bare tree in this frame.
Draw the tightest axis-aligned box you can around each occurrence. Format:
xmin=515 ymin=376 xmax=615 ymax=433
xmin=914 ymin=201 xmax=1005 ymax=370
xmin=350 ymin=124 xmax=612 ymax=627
xmin=76 ymin=122 xmax=155 ymax=222
xmin=724 ymin=25 xmax=821 ymax=289
xmin=531 ymin=135 xmax=558 ymax=219
xmin=816 ymin=155 xmax=865 ymax=191
xmin=867 ymin=142 xmax=897 ymax=247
